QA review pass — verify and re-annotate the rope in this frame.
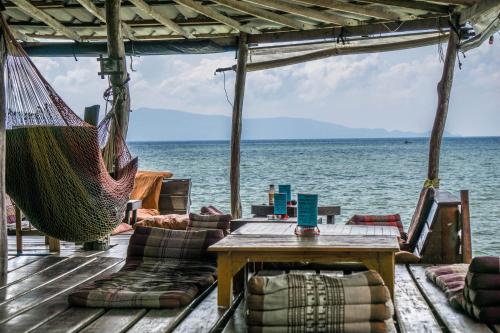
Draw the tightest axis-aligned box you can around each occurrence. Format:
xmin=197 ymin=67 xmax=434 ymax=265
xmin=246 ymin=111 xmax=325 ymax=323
xmin=423 ymin=178 xmax=440 ymax=188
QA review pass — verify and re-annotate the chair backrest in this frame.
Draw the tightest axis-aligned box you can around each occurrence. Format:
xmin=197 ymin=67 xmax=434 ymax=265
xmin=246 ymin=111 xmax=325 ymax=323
xmin=406 ymin=187 xmax=435 ymax=252
xmin=158 ymin=178 xmax=191 ymax=215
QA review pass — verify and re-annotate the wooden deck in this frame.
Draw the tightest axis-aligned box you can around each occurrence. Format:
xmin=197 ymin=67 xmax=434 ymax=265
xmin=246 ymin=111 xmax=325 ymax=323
xmin=4 ymin=233 xmax=500 ymax=333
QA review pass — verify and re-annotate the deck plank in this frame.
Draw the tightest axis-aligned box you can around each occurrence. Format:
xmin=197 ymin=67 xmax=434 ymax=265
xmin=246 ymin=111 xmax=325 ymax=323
xmin=7 ymin=256 xmax=44 ymax=273
xmin=0 ymin=257 xmax=122 ymax=325
xmin=79 ymin=309 xmax=147 ymax=333
xmin=409 ymin=265 xmax=494 ymax=333
xmin=127 ymin=308 xmax=184 ymax=333
xmin=13 ymin=262 xmax=125 ymax=333
xmin=221 ymin=297 xmax=247 ymax=333
xmin=172 ymin=287 xmax=225 ymax=333
xmin=1 ymin=256 xmax=67 ymax=287
xmin=394 ymin=265 xmax=442 ymax=333
xmin=0 ymin=257 xmax=93 ymax=303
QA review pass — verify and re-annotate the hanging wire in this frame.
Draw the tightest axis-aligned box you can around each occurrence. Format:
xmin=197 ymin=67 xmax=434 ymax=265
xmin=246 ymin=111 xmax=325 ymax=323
xmin=221 ymin=71 xmax=233 ymax=108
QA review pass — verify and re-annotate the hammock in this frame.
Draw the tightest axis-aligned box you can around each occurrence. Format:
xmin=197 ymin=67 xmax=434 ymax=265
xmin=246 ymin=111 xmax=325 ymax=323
xmin=0 ymin=16 xmax=138 ymax=242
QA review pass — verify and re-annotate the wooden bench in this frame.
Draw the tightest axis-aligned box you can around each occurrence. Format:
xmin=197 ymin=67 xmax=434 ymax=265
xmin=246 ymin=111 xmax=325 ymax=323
xmin=395 ymin=264 xmax=499 ymax=333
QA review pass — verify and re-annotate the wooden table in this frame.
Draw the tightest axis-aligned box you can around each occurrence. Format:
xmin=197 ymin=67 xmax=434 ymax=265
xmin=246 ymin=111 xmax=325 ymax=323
xmin=209 ymin=223 xmax=400 ymax=308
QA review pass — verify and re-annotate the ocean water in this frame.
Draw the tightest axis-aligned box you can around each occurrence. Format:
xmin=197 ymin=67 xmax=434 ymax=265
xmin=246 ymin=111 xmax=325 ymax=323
xmin=128 ymin=137 xmax=500 ymax=256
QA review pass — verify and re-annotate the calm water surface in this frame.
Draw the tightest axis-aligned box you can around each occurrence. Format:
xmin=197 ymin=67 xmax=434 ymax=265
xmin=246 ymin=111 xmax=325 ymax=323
xmin=129 ymin=137 xmax=500 ymax=256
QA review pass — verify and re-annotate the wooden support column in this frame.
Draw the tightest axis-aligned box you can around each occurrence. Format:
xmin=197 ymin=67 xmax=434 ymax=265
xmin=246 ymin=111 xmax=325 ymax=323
xmin=427 ymin=28 xmax=460 ymax=186
xmin=105 ymin=0 xmax=130 ymax=171
xmin=0 ymin=24 xmax=7 ymax=283
xmin=230 ymin=33 xmax=248 ymax=219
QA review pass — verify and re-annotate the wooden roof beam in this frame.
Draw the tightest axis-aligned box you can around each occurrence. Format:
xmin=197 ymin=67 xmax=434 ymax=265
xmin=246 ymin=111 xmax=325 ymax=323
xmin=293 ymin=0 xmax=408 ymax=21
xmin=211 ymin=0 xmax=314 ymax=30
xmin=173 ymin=0 xmax=258 ymax=34
xmin=242 ymin=0 xmax=357 ymax=26
xmin=128 ymin=0 xmax=194 ymax=38
xmin=357 ymin=0 xmax=450 ymax=14
xmin=10 ymin=0 xmax=82 ymax=41
xmin=75 ymin=0 xmax=136 ymax=40
xmin=418 ymin=0 xmax=477 ymax=6
xmin=11 ymin=28 xmax=37 ymax=42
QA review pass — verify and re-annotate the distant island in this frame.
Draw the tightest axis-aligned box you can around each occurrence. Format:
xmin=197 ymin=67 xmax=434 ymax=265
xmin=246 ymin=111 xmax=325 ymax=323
xmin=127 ymin=108 xmax=455 ymax=141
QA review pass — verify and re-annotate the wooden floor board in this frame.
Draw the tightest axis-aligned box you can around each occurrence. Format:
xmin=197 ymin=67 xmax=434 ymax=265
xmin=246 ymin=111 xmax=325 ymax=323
xmin=172 ymin=287 xmax=225 ymax=333
xmin=0 ymin=257 xmax=93 ymax=303
xmin=394 ymin=265 xmax=442 ymax=333
xmin=30 ymin=307 xmax=105 ymax=333
xmin=1 ymin=256 xmax=67 ymax=288
xmin=409 ymin=265 xmax=493 ymax=333
xmin=79 ymin=309 xmax=147 ymax=333
xmin=0 ymin=257 xmax=122 ymax=325
xmin=0 ymin=261 xmax=124 ymax=333
xmin=7 ymin=256 xmax=44 ymax=273
xmin=221 ymin=298 xmax=246 ymax=333
xmin=126 ymin=308 xmax=184 ymax=333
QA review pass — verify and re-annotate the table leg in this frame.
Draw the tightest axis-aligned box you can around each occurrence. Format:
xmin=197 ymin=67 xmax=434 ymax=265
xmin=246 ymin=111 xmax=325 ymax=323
xmin=217 ymin=253 xmax=234 ymax=308
xmin=131 ymin=209 xmax=138 ymax=225
xmin=377 ymin=252 xmax=395 ymax=300
xmin=124 ymin=209 xmax=131 ymax=225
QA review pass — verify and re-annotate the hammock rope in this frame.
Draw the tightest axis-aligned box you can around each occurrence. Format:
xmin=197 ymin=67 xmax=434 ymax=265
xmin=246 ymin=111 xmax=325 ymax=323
xmin=0 ymin=15 xmax=138 ymax=242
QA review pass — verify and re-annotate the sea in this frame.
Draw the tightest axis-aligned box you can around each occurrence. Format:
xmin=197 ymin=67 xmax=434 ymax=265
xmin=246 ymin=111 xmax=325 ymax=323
xmin=128 ymin=137 xmax=500 ymax=256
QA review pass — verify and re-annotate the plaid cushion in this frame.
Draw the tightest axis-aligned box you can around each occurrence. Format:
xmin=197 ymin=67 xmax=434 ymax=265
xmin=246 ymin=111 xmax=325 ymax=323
xmin=466 ymin=272 xmax=500 ymax=290
xmin=68 ymin=227 xmax=224 ymax=309
xmin=128 ymin=226 xmax=223 ymax=261
xmin=189 ymin=213 xmax=232 ymax=222
xmin=68 ymin=258 xmax=216 ymax=308
xmin=247 ymin=321 xmax=390 ymax=333
xmin=200 ymin=205 xmax=224 ymax=215
xmin=246 ymin=271 xmax=393 ymax=331
xmin=450 ymin=293 xmax=500 ymax=325
xmin=347 ymin=214 xmax=406 ymax=239
xmin=425 ymin=264 xmax=468 ymax=298
xmin=469 ymin=256 xmax=500 ymax=274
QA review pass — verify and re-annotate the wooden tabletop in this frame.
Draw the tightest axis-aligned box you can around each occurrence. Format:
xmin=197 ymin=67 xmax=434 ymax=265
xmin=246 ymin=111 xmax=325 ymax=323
xmin=209 ymin=234 xmax=400 ymax=252
xmin=232 ymin=222 xmax=401 ymax=237
xmin=210 ymin=223 xmax=400 ymax=253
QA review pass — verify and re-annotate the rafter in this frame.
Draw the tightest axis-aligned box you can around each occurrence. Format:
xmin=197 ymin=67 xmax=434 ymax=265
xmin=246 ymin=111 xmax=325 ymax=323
xmin=11 ymin=28 xmax=36 ymax=42
xmin=10 ymin=0 xmax=82 ymax=41
xmin=75 ymin=0 xmax=136 ymax=40
xmin=172 ymin=0 xmax=258 ymax=34
xmin=243 ymin=0 xmax=357 ymax=26
xmin=357 ymin=0 xmax=450 ymax=14
xmin=128 ymin=0 xmax=194 ymax=38
xmin=418 ymin=0 xmax=477 ymax=6
xmin=293 ymin=0 xmax=409 ymax=21
xmin=211 ymin=0 xmax=314 ymax=30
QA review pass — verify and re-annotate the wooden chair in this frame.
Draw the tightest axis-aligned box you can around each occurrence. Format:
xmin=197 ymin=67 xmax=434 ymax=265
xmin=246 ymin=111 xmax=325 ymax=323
xmin=347 ymin=188 xmax=472 ymax=264
xmin=158 ymin=178 xmax=192 ymax=215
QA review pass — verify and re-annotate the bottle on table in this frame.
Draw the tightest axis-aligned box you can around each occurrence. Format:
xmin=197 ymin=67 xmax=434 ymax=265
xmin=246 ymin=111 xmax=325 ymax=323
xmin=268 ymin=184 xmax=275 ymax=206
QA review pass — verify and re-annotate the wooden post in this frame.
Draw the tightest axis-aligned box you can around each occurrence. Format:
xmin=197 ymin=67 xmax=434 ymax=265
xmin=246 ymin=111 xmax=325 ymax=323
xmin=105 ymin=0 xmax=130 ymax=177
xmin=460 ymin=190 xmax=472 ymax=263
xmin=0 ymin=24 xmax=7 ymax=284
xmin=15 ymin=207 xmax=21 ymax=254
xmin=230 ymin=33 xmax=248 ymax=219
xmin=427 ymin=28 xmax=459 ymax=184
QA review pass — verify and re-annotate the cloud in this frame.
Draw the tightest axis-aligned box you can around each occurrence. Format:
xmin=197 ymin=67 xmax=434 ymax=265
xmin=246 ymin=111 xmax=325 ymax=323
xmin=30 ymin=40 xmax=500 ymax=136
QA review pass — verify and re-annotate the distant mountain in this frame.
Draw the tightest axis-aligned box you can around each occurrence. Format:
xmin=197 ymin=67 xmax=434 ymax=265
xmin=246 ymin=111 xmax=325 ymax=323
xmin=127 ymin=108 xmax=455 ymax=141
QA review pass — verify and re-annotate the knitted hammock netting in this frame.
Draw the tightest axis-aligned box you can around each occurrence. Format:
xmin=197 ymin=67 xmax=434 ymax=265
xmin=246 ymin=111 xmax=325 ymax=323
xmin=1 ymin=16 xmax=138 ymax=242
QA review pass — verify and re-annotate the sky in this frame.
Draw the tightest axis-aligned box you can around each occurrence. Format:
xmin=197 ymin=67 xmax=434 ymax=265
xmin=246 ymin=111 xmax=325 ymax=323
xmin=32 ymin=37 xmax=500 ymax=137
